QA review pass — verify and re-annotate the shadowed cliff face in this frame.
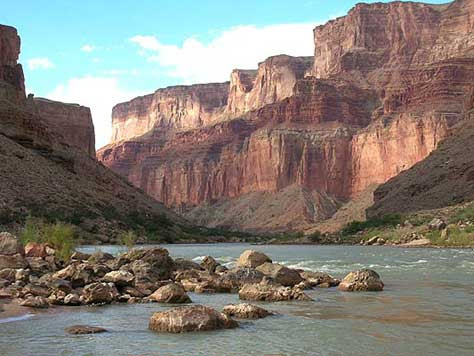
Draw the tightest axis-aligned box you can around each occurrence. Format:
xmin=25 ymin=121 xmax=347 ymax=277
xmin=0 ymin=24 xmax=189 ymax=240
xmin=98 ymin=0 xmax=474 ymax=232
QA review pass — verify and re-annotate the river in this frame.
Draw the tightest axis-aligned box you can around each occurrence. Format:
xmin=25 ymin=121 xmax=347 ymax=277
xmin=1 ymin=244 xmax=473 ymax=356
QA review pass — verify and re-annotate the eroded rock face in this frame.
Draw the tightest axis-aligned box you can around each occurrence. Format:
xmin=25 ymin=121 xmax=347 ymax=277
xmin=33 ymin=98 xmax=96 ymax=157
xmin=111 ymin=83 xmax=229 ymax=143
xmin=0 ymin=24 xmax=25 ymax=101
xmin=97 ymin=0 xmax=474 ymax=232
xmin=148 ymin=305 xmax=238 ymax=333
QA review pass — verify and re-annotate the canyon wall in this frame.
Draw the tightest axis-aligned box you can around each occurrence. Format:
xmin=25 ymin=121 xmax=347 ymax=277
xmin=0 ymin=23 xmax=187 ymax=241
xmin=0 ymin=24 xmax=25 ymax=103
xmin=33 ymin=98 xmax=96 ymax=157
xmin=111 ymin=83 xmax=229 ymax=143
xmin=98 ymin=0 xmax=474 ymax=232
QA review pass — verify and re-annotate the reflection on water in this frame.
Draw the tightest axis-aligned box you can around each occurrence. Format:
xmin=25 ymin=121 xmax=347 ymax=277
xmin=1 ymin=244 xmax=474 ymax=356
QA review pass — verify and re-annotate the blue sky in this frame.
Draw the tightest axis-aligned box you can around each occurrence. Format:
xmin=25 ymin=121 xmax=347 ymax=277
xmin=0 ymin=0 xmax=449 ymax=148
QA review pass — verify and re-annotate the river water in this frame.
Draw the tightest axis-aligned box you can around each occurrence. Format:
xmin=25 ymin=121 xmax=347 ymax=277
xmin=1 ymin=244 xmax=474 ymax=356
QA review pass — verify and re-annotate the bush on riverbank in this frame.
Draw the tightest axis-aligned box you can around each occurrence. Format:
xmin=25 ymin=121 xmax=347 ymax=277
xmin=20 ymin=216 xmax=77 ymax=260
xmin=118 ymin=230 xmax=138 ymax=248
xmin=341 ymin=214 xmax=403 ymax=236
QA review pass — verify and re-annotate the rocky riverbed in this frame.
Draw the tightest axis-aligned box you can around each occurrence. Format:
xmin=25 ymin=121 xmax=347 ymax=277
xmin=0 ymin=232 xmax=384 ymax=332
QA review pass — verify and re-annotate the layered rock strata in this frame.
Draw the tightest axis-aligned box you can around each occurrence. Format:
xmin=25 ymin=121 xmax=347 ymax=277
xmin=98 ymin=0 xmax=474 ymax=232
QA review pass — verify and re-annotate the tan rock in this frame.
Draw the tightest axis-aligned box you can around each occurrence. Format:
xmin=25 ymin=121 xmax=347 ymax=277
xmin=256 ymin=263 xmax=303 ymax=287
xmin=148 ymin=283 xmax=191 ymax=304
xmin=103 ymin=270 xmax=134 ymax=287
xmin=222 ymin=303 xmax=272 ymax=319
xmin=149 ymin=305 xmax=238 ymax=333
xmin=0 ymin=254 xmax=27 ymax=269
xmin=20 ymin=296 xmax=49 ymax=308
xmin=239 ymin=282 xmax=312 ymax=302
xmin=338 ymin=269 xmax=384 ymax=292
xmin=237 ymin=250 xmax=272 ymax=269
xmin=0 ymin=232 xmax=23 ymax=256
xmin=81 ymin=282 xmax=118 ymax=304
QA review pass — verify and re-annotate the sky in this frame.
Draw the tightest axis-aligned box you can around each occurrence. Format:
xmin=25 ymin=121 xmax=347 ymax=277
xmin=0 ymin=0 xmax=449 ymax=148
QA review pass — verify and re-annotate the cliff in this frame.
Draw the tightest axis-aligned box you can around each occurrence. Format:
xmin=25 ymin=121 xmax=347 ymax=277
xmin=33 ymin=98 xmax=96 ymax=157
xmin=98 ymin=0 xmax=474 ymax=232
xmin=0 ymin=24 xmax=189 ymax=241
xmin=111 ymin=82 xmax=229 ymax=143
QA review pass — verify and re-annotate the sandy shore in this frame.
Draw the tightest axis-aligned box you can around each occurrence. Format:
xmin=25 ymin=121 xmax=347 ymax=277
xmin=0 ymin=299 xmax=64 ymax=323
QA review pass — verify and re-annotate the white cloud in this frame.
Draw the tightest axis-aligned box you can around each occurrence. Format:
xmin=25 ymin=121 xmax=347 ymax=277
xmin=47 ymin=76 xmax=142 ymax=149
xmin=27 ymin=57 xmax=55 ymax=71
xmin=130 ymin=23 xmax=317 ymax=84
xmin=81 ymin=44 xmax=96 ymax=52
xmin=130 ymin=35 xmax=161 ymax=51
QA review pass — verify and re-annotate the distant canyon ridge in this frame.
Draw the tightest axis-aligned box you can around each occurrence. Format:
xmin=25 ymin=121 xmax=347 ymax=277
xmin=97 ymin=0 xmax=474 ymax=233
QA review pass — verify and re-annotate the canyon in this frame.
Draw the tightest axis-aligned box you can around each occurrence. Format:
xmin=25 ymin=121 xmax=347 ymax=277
xmin=98 ymin=0 xmax=474 ymax=233
xmin=0 ymin=24 xmax=190 ymax=241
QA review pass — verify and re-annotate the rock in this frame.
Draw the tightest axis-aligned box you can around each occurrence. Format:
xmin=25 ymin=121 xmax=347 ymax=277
xmin=81 ymin=282 xmax=118 ymax=304
xmin=222 ymin=303 xmax=272 ymax=319
xmin=70 ymin=251 xmax=91 ymax=261
xmin=15 ymin=268 xmax=30 ymax=282
xmin=53 ymin=263 xmax=109 ymax=288
xmin=27 ymin=257 xmax=55 ymax=274
xmin=47 ymin=279 xmax=72 ymax=294
xmin=220 ymin=267 xmax=265 ymax=289
xmin=428 ymin=218 xmax=447 ymax=231
xmin=116 ymin=248 xmax=174 ymax=280
xmin=88 ymin=251 xmax=115 ymax=264
xmin=338 ymin=269 xmax=384 ymax=292
xmin=63 ymin=293 xmax=81 ymax=305
xmin=299 ymin=271 xmax=340 ymax=287
xmin=0 ymin=268 xmax=16 ymax=282
xmin=365 ymin=236 xmax=380 ymax=246
xmin=148 ymin=305 xmax=238 ymax=333
xmin=103 ymin=270 xmax=134 ymax=287
xmin=200 ymin=256 xmax=219 ymax=273
xmin=0 ymin=254 xmax=27 ymax=269
xmin=399 ymin=238 xmax=432 ymax=247
xmin=173 ymin=258 xmax=202 ymax=271
xmin=148 ymin=283 xmax=191 ymax=303
xmin=65 ymin=325 xmax=107 ymax=335
xmin=239 ymin=282 xmax=312 ymax=302
xmin=237 ymin=250 xmax=272 ymax=269
xmin=256 ymin=263 xmax=303 ymax=287
xmin=215 ymin=265 xmax=228 ymax=273
xmin=24 ymin=243 xmax=49 ymax=258
xmin=20 ymin=296 xmax=49 ymax=308
xmin=0 ymin=232 xmax=23 ymax=256
xmin=22 ymin=284 xmax=50 ymax=297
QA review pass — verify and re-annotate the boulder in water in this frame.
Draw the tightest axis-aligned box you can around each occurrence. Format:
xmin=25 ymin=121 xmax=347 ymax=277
xmin=338 ymin=269 xmax=384 ymax=292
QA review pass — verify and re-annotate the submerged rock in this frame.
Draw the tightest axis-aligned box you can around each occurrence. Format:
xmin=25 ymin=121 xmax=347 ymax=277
xmin=239 ymin=281 xmax=312 ymax=302
xmin=149 ymin=305 xmax=238 ymax=333
xmin=237 ymin=250 xmax=272 ymax=269
xmin=65 ymin=325 xmax=108 ymax=335
xmin=222 ymin=303 xmax=272 ymax=319
xmin=338 ymin=269 xmax=384 ymax=292
xmin=299 ymin=271 xmax=340 ymax=288
xmin=148 ymin=283 xmax=191 ymax=304
xmin=20 ymin=296 xmax=49 ymax=308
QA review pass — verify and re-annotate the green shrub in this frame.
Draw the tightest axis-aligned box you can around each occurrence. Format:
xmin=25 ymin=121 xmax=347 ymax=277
xmin=308 ymin=230 xmax=322 ymax=242
xmin=450 ymin=203 xmax=474 ymax=224
xmin=19 ymin=217 xmax=76 ymax=261
xmin=41 ymin=222 xmax=76 ymax=261
xmin=118 ymin=230 xmax=138 ymax=248
xmin=341 ymin=214 xmax=403 ymax=236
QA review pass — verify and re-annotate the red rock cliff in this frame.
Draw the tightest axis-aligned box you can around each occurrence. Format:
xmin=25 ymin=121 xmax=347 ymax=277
xmin=33 ymin=98 xmax=96 ymax=157
xmin=0 ymin=24 xmax=25 ymax=103
xmin=111 ymin=83 xmax=229 ymax=143
xmin=98 ymin=0 xmax=474 ymax=232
